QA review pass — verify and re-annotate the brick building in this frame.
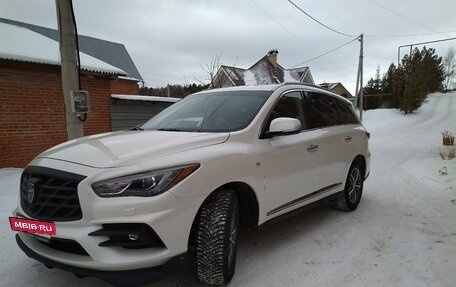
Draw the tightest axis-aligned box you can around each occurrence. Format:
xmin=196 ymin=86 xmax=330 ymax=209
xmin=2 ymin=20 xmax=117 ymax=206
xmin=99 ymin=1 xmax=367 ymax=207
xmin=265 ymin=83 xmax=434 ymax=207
xmin=0 ymin=18 xmax=143 ymax=167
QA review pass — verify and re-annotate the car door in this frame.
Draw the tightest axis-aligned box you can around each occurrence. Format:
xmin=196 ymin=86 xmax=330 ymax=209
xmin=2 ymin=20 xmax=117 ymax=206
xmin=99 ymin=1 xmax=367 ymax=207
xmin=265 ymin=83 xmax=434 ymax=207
xmin=306 ymin=92 xmax=354 ymax=190
xmin=258 ymin=90 xmax=324 ymax=218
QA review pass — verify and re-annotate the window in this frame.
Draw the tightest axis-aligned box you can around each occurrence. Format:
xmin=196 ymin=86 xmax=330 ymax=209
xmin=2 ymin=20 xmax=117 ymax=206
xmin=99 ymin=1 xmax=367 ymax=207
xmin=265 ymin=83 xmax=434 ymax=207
xmin=267 ymin=91 xmax=309 ymax=130
xmin=334 ymin=98 xmax=359 ymax=125
xmin=141 ymin=91 xmax=272 ymax=132
xmin=307 ymin=92 xmax=340 ymax=128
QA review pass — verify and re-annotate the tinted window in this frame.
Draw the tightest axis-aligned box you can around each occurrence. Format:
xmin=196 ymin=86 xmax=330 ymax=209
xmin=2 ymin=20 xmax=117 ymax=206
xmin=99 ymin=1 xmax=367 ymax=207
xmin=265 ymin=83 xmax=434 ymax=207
xmin=141 ymin=91 xmax=272 ymax=132
xmin=267 ymin=91 xmax=308 ymax=130
xmin=334 ymin=98 xmax=359 ymax=124
xmin=308 ymin=92 xmax=340 ymax=128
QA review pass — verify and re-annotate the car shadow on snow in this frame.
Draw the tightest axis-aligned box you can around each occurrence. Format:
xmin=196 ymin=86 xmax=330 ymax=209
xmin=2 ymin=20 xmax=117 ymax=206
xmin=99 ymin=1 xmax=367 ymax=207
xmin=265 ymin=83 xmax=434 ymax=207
xmin=11 ymin=200 xmax=371 ymax=287
xmin=150 ymin=203 xmax=356 ymax=287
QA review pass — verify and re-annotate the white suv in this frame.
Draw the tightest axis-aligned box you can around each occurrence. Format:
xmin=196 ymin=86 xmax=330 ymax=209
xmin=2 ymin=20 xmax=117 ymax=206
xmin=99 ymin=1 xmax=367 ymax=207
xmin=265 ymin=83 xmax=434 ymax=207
xmin=12 ymin=83 xmax=370 ymax=286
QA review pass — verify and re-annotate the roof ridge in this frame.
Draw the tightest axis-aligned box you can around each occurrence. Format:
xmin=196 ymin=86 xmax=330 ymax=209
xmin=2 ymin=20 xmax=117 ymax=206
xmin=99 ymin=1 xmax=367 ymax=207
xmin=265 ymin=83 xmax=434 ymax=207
xmin=0 ymin=17 xmax=124 ymax=46
xmin=0 ymin=17 xmax=143 ymax=80
xmin=286 ymin=66 xmax=309 ymax=71
xmin=221 ymin=64 xmax=246 ymax=71
xmin=247 ymin=55 xmax=269 ymax=70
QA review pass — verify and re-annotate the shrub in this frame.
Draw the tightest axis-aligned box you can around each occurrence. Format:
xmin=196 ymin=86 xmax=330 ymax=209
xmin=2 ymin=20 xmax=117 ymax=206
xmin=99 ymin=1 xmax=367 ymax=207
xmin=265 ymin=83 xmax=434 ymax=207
xmin=441 ymin=130 xmax=455 ymax=146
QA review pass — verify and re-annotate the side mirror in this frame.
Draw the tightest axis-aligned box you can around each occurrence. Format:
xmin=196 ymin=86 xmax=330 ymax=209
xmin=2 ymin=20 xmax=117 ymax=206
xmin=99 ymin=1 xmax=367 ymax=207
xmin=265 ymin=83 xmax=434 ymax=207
xmin=267 ymin=117 xmax=301 ymax=137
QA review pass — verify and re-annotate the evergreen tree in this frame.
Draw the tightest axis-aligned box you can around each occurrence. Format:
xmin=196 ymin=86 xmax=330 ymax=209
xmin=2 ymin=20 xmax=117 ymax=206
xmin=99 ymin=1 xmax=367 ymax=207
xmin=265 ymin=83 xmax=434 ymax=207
xmin=364 ymin=66 xmax=383 ymax=109
xmin=395 ymin=47 xmax=444 ymax=113
xmin=381 ymin=63 xmax=396 ymax=107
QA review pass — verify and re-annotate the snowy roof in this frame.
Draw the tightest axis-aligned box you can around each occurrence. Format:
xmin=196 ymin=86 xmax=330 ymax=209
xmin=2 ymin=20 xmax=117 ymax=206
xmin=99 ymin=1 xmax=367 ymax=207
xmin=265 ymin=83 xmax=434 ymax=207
xmin=0 ymin=20 xmax=128 ymax=76
xmin=318 ymin=82 xmax=353 ymax=98
xmin=111 ymin=94 xmax=181 ymax=103
xmin=221 ymin=66 xmax=247 ymax=86
xmin=216 ymin=54 xmax=313 ymax=87
xmin=319 ymin=82 xmax=339 ymax=90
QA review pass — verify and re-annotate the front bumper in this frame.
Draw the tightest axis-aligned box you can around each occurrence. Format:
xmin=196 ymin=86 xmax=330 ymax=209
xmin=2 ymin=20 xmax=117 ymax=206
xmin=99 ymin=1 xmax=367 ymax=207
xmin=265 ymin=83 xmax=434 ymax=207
xmin=16 ymin=234 xmax=188 ymax=287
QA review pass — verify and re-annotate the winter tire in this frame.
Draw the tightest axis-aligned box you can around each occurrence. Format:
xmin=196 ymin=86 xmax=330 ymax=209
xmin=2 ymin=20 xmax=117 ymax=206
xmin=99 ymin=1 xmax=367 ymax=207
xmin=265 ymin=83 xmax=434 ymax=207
xmin=195 ymin=189 xmax=240 ymax=285
xmin=336 ymin=163 xmax=364 ymax=211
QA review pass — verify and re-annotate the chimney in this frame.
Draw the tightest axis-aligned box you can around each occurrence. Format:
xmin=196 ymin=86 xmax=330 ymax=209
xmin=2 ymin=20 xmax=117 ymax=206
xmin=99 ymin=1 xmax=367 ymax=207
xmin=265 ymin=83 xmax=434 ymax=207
xmin=267 ymin=49 xmax=278 ymax=68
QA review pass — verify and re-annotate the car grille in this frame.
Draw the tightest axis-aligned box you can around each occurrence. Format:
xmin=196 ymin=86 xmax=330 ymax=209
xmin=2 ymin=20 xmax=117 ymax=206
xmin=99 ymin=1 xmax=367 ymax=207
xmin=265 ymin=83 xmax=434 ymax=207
xmin=20 ymin=166 xmax=86 ymax=222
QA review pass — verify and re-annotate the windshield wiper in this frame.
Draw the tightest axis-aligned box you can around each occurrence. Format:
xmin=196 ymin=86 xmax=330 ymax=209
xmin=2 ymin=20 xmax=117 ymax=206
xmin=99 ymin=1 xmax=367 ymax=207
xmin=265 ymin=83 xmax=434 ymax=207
xmin=157 ymin=128 xmax=187 ymax=132
xmin=129 ymin=126 xmax=144 ymax=131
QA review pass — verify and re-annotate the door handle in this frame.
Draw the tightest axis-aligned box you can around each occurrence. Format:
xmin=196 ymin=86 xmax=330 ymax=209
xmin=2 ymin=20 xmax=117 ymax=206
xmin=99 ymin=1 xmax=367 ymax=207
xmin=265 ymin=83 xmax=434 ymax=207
xmin=307 ymin=144 xmax=319 ymax=152
xmin=344 ymin=136 xmax=353 ymax=143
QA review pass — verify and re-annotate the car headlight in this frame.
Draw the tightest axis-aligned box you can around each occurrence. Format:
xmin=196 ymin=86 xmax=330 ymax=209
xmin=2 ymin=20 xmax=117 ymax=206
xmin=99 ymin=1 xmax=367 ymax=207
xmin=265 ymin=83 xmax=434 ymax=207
xmin=91 ymin=164 xmax=200 ymax=197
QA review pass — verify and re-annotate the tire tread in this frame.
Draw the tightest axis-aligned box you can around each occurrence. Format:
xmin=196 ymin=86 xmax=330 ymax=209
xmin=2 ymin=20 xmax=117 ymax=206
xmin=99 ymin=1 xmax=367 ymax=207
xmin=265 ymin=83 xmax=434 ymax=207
xmin=195 ymin=190 xmax=236 ymax=285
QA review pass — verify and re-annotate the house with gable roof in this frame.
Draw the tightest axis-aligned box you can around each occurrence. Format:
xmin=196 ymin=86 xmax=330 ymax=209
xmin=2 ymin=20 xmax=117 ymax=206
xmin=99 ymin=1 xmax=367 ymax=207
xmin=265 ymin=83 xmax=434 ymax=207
xmin=318 ymin=82 xmax=353 ymax=99
xmin=0 ymin=18 xmax=143 ymax=167
xmin=211 ymin=50 xmax=314 ymax=88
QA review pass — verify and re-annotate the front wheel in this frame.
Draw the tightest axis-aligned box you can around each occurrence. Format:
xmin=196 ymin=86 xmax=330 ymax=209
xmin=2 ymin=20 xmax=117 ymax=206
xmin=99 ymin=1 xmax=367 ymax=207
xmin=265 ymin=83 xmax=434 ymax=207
xmin=336 ymin=164 xmax=364 ymax=211
xmin=195 ymin=189 xmax=239 ymax=285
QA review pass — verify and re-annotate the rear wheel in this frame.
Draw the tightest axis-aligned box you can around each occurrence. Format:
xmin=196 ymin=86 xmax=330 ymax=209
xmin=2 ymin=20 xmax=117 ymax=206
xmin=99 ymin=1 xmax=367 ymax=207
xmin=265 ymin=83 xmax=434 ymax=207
xmin=336 ymin=164 xmax=364 ymax=211
xmin=195 ymin=189 xmax=239 ymax=285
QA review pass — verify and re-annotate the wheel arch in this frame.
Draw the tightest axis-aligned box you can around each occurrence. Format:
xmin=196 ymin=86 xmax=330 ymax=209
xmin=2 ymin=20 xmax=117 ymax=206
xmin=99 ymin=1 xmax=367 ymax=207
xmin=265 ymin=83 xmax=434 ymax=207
xmin=218 ymin=182 xmax=260 ymax=230
xmin=188 ymin=181 xmax=260 ymax=249
xmin=352 ymin=154 xmax=366 ymax=178
xmin=199 ymin=182 xmax=260 ymax=229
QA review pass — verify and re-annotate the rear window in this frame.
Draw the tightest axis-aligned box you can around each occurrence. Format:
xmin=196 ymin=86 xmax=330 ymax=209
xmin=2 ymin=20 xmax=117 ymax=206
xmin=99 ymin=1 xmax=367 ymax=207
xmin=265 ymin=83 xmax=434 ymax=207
xmin=334 ymin=98 xmax=359 ymax=125
xmin=307 ymin=92 xmax=340 ymax=128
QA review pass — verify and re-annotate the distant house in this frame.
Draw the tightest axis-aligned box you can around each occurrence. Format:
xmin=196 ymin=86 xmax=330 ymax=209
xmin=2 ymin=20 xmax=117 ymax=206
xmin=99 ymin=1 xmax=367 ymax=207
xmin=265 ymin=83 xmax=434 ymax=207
xmin=0 ymin=18 xmax=143 ymax=167
xmin=318 ymin=82 xmax=353 ymax=99
xmin=212 ymin=50 xmax=314 ymax=88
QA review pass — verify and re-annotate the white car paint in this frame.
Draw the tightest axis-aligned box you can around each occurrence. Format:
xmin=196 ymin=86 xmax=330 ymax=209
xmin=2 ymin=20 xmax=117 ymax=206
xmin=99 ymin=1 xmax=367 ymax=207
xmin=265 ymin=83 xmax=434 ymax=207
xmin=13 ymin=83 xmax=370 ymax=275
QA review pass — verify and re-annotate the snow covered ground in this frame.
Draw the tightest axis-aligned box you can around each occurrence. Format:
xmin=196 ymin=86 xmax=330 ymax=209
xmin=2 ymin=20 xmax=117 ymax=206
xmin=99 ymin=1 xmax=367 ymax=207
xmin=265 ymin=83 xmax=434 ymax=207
xmin=1 ymin=92 xmax=455 ymax=287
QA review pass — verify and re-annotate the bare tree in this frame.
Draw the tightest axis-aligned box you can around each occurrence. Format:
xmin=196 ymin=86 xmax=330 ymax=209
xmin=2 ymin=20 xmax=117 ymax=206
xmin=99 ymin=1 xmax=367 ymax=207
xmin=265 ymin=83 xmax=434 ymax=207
xmin=195 ymin=54 xmax=240 ymax=89
xmin=443 ymin=47 xmax=456 ymax=90
xmin=198 ymin=54 xmax=222 ymax=89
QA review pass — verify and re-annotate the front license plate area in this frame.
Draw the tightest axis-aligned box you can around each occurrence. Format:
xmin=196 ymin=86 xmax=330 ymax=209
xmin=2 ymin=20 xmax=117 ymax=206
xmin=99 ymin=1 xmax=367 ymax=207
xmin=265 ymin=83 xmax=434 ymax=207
xmin=9 ymin=217 xmax=56 ymax=236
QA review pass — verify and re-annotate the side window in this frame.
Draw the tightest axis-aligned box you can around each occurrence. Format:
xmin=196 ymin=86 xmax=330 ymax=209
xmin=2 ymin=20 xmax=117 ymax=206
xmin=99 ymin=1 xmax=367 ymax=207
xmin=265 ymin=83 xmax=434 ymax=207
xmin=334 ymin=98 xmax=359 ymax=124
xmin=267 ymin=91 xmax=308 ymax=130
xmin=307 ymin=92 xmax=340 ymax=128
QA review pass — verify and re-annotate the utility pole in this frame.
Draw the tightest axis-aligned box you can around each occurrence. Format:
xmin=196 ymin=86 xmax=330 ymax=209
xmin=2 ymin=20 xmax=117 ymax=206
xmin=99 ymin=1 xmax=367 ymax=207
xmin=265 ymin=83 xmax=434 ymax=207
xmin=354 ymin=34 xmax=364 ymax=121
xmin=56 ymin=0 xmax=83 ymax=140
xmin=359 ymin=33 xmax=364 ymax=121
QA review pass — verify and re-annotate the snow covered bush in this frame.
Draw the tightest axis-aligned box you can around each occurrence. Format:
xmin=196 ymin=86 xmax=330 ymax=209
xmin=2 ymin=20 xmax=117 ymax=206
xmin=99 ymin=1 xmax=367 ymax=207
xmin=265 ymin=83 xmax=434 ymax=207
xmin=440 ymin=131 xmax=455 ymax=160
xmin=441 ymin=130 xmax=454 ymax=146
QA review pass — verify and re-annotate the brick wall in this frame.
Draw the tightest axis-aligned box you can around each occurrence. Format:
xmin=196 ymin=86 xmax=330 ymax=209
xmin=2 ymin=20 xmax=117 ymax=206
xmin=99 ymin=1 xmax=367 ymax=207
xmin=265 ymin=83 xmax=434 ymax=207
xmin=111 ymin=78 xmax=139 ymax=95
xmin=0 ymin=60 xmax=113 ymax=167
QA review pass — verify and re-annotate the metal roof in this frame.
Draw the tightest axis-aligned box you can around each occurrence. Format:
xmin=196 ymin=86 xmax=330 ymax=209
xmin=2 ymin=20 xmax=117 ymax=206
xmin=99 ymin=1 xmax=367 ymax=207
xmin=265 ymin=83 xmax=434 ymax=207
xmin=111 ymin=94 xmax=181 ymax=103
xmin=0 ymin=17 xmax=143 ymax=81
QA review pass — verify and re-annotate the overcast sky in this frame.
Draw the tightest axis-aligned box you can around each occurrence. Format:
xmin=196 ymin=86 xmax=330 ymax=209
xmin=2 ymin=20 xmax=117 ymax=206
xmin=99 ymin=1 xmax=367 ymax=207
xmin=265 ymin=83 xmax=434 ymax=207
xmin=1 ymin=0 xmax=455 ymax=93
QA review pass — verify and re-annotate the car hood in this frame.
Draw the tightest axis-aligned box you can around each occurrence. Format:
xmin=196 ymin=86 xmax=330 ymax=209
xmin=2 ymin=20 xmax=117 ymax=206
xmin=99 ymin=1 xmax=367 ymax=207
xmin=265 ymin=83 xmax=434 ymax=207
xmin=37 ymin=130 xmax=229 ymax=168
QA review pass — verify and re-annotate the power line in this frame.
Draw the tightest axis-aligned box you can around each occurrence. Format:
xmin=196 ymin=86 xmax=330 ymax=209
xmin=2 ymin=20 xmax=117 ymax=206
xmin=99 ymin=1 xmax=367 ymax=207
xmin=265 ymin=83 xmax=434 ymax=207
xmin=248 ymin=0 xmax=357 ymax=74
xmin=365 ymin=30 xmax=456 ymax=38
xmin=287 ymin=0 xmax=357 ymax=37
xmin=290 ymin=36 xmax=360 ymax=68
xmin=397 ymin=37 xmax=456 ymax=65
xmin=288 ymin=0 xmax=455 ymax=39
xmin=367 ymin=0 xmax=451 ymax=38
xmin=248 ymin=0 xmax=317 ymax=53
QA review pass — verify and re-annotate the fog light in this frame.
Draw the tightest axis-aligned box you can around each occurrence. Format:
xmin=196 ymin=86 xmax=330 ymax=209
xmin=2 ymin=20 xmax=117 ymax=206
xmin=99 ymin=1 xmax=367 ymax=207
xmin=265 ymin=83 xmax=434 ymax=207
xmin=128 ymin=233 xmax=139 ymax=241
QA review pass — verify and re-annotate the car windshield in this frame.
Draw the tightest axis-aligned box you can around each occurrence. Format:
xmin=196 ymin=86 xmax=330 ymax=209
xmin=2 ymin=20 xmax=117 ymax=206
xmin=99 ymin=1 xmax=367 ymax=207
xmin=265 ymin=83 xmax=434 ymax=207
xmin=141 ymin=90 xmax=272 ymax=132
